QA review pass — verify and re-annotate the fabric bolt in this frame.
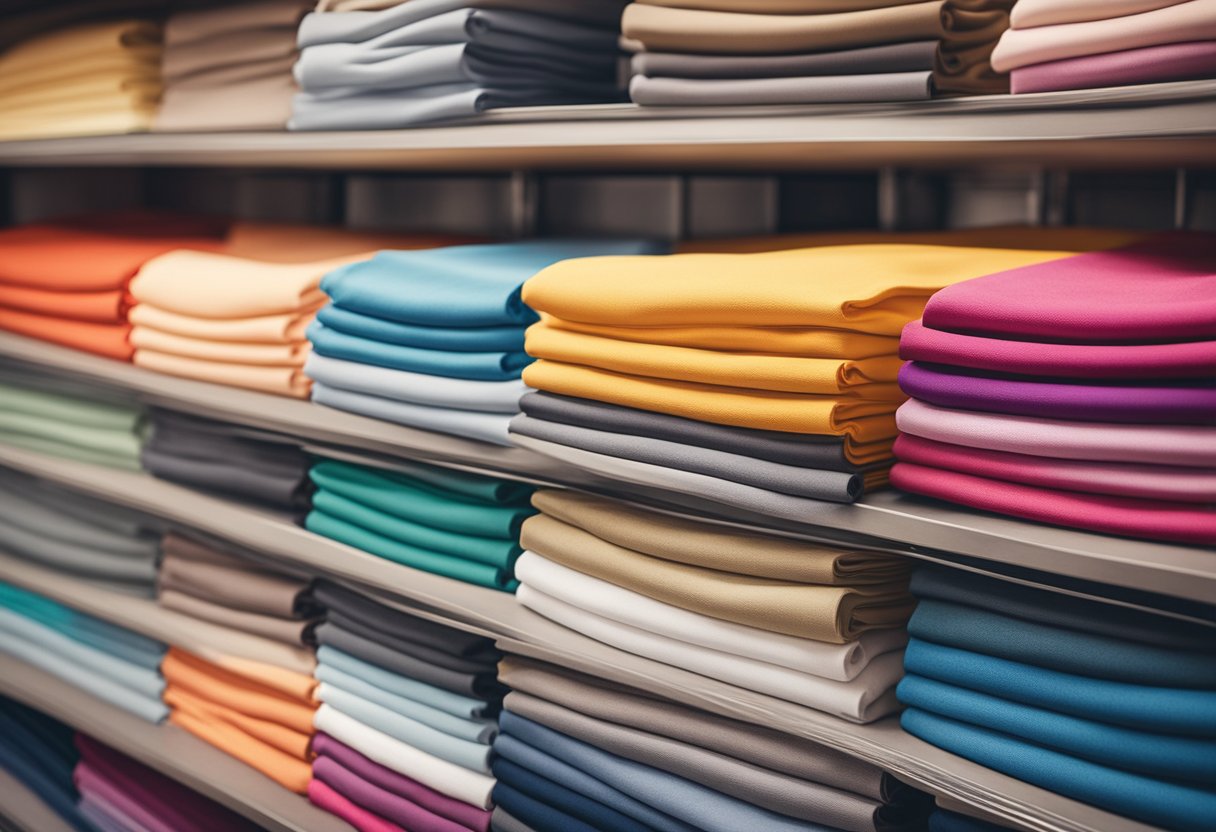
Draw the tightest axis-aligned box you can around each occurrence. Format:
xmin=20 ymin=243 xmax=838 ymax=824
xmin=1011 ymin=40 xmax=1216 ymax=93
xmin=133 ymin=350 xmax=312 ymax=397
xmin=518 ymin=584 xmax=904 ymax=721
xmin=630 ymin=72 xmax=933 ymax=105
xmin=158 ymin=535 xmax=315 ymax=619
xmin=312 ymin=383 xmax=515 ymax=445
xmin=316 ymin=305 xmax=525 ymax=352
xmin=632 ymin=40 xmax=938 ymax=79
xmin=0 ymin=283 xmax=128 ymax=322
xmin=1010 ymin=0 xmax=1192 ymax=28
xmin=492 ymin=756 xmax=658 ymax=832
xmin=317 ymin=648 xmax=495 ymax=721
xmin=934 ymin=0 xmax=1015 ymax=95
xmin=899 ymin=318 xmax=1216 ymax=379
xmin=308 ymin=321 xmax=530 ymax=381
xmin=306 ymin=353 xmax=529 ymax=413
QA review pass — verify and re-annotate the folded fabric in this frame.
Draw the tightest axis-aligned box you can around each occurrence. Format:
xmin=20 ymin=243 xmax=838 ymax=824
xmin=492 ymin=781 xmax=597 ymax=832
xmin=0 ymin=699 xmax=85 ymax=831
xmin=133 ymin=349 xmax=312 ymax=397
xmin=128 ymin=303 xmax=318 ymax=343
xmin=312 ymin=383 xmax=515 ymax=445
xmin=161 ymin=649 xmax=316 ymax=734
xmin=901 ymin=709 xmax=1216 ymax=832
xmin=170 ymin=701 xmax=312 ymax=793
xmin=314 ymin=757 xmax=478 ymax=832
xmin=318 ymin=647 xmax=494 ymax=721
xmin=934 ymin=0 xmax=1015 ymax=95
xmin=928 ymin=808 xmax=1011 ymax=832
xmin=0 ymin=283 xmax=128 ymax=322
xmin=0 ymin=308 xmax=133 ymax=360
xmin=159 ymin=534 xmax=316 ymax=619
xmin=316 ymin=305 xmax=526 ymax=352
xmin=159 ymin=589 xmax=316 ymax=646
xmin=892 ymin=461 xmax=1216 ymax=545
xmin=908 ymin=599 xmax=1216 ymax=687
xmin=630 ymin=72 xmax=933 ymax=105
xmin=1010 ymin=0 xmax=1192 ymax=28
xmin=309 ymin=322 xmax=530 ymax=381
xmin=900 ymin=318 xmax=1216 ymax=379
xmin=307 ymin=354 xmax=528 ymax=413
xmin=518 ymin=584 xmax=904 ymax=721
xmin=896 ymin=398 xmax=1216 ymax=467
xmin=632 ymin=40 xmax=937 ymax=78
xmin=493 ymin=755 xmax=659 ymax=832
xmin=991 ymin=0 xmax=1216 ymax=72
xmin=130 ymin=327 xmax=311 ymax=365
xmin=1013 ymin=39 xmax=1216 ymax=93
xmin=166 ymin=685 xmax=311 ymax=760
xmin=0 ymin=381 xmax=143 ymax=468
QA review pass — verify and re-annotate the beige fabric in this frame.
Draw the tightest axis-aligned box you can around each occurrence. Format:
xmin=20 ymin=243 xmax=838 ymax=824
xmin=160 ymin=535 xmax=312 ymax=619
xmin=160 ymin=588 xmax=318 ymax=646
xmin=130 ymin=326 xmax=311 ymax=366
xmin=639 ymin=0 xmax=926 ymax=10
xmin=128 ymin=303 xmax=321 ymax=344
xmin=133 ymin=350 xmax=312 ymax=398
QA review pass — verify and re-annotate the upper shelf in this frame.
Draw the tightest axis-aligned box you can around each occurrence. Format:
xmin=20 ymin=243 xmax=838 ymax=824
xmin=0 ymin=81 xmax=1213 ymax=170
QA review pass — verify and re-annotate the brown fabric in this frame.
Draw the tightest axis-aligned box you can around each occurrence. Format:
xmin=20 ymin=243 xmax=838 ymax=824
xmin=159 ymin=587 xmax=319 ymax=646
xmin=933 ymin=0 xmax=1014 ymax=95
xmin=530 ymin=490 xmax=908 ymax=584
xmin=160 ymin=533 xmax=313 ymax=619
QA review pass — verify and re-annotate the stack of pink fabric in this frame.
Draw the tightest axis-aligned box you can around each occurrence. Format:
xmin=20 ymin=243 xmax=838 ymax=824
xmin=993 ymin=0 xmax=1216 ymax=94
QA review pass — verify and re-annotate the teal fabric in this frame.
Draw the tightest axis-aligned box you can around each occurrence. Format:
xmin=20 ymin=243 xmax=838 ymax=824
xmin=308 ymin=321 xmax=532 ymax=381
xmin=316 ymin=305 xmax=526 ymax=352
xmin=374 ymin=458 xmax=533 ymax=505
xmin=317 ymin=646 xmax=493 ymax=720
xmin=904 ymin=639 xmax=1216 ymax=738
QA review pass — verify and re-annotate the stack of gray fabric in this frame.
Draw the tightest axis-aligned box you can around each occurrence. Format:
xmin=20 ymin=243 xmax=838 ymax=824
xmin=289 ymin=0 xmax=631 ymax=130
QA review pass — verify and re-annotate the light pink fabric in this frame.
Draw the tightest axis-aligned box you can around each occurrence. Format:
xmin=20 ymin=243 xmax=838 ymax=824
xmin=895 ymin=399 xmax=1216 ymax=468
xmin=891 ymin=461 xmax=1216 ymax=544
xmin=992 ymin=0 xmax=1216 ymax=72
xmin=1011 ymin=40 xmax=1216 ymax=93
xmin=1011 ymin=0 xmax=1192 ymax=30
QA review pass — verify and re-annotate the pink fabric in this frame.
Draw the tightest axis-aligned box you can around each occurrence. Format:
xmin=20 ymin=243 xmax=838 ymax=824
xmin=78 ymin=792 xmax=153 ymax=832
xmin=895 ymin=399 xmax=1216 ymax=468
xmin=1012 ymin=40 xmax=1216 ymax=93
xmin=310 ymin=777 xmax=407 ymax=832
xmin=74 ymin=763 xmax=179 ymax=832
xmin=894 ymin=433 xmax=1216 ymax=502
xmin=900 ymin=319 xmax=1216 ymax=379
xmin=921 ymin=232 xmax=1216 ymax=343
xmin=1011 ymin=0 xmax=1192 ymax=30
xmin=891 ymin=461 xmax=1216 ymax=544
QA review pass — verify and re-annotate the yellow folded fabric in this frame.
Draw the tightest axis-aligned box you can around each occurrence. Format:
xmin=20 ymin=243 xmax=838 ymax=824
xmin=0 ymin=20 xmax=161 ymax=78
xmin=130 ymin=326 xmax=310 ymax=365
xmin=134 ymin=350 xmax=311 ymax=398
xmin=522 ymin=360 xmax=899 ymax=441
xmin=128 ymin=303 xmax=321 ymax=343
xmin=531 ymin=489 xmax=909 ymax=584
xmin=526 ymin=324 xmax=903 ymax=396
xmin=521 ymin=513 xmax=912 ymax=643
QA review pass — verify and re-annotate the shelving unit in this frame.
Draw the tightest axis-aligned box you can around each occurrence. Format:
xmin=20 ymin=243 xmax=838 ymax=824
xmin=0 ymin=769 xmax=76 ymax=832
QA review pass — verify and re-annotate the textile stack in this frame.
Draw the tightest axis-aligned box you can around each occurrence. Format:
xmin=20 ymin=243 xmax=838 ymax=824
xmin=893 ymin=232 xmax=1216 ymax=544
xmin=0 ymin=377 xmax=143 ymax=470
xmin=0 ymin=696 xmax=87 ymax=831
xmin=310 ymin=581 xmax=503 ymax=831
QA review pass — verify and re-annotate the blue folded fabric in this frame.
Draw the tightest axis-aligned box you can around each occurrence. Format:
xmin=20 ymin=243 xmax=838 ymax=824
xmin=928 ymin=808 xmax=1012 ymax=832
xmin=897 ymin=674 xmax=1216 ymax=786
xmin=0 ymin=704 xmax=77 ymax=796
xmin=500 ymin=712 xmax=839 ymax=832
xmin=492 ymin=781 xmax=601 ymax=832
xmin=312 ymin=382 xmax=515 ymax=446
xmin=493 ymin=733 xmax=699 ymax=832
xmin=317 ymin=305 xmax=526 ymax=352
xmin=309 ymin=321 xmax=531 ymax=381
xmin=904 ymin=639 xmax=1216 ymax=738
xmin=0 ymin=743 xmax=89 ymax=832
xmin=319 ymin=239 xmax=668 ymax=328
xmin=901 ymin=708 xmax=1216 ymax=832
xmin=493 ymin=756 xmax=657 ymax=832
xmin=908 ymin=600 xmax=1216 ymax=688
xmin=317 ymin=646 xmax=494 ymax=720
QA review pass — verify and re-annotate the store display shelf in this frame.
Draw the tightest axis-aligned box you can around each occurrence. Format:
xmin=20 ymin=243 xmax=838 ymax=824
xmin=0 ymin=81 xmax=1212 ymax=170
xmin=0 ymin=657 xmax=353 ymax=832
xmin=0 ymin=768 xmax=76 ymax=832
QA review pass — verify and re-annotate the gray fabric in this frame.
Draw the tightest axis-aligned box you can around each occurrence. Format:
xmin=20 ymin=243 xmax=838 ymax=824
xmin=328 ymin=609 xmax=497 ymax=674
xmin=306 ymin=353 xmax=527 ymax=414
xmin=310 ymin=381 xmax=514 ymax=445
xmin=0 ymin=514 xmax=157 ymax=584
xmin=491 ymin=807 xmax=541 ymax=832
xmin=499 ymin=656 xmax=897 ymax=802
xmin=633 ymin=40 xmax=937 ymax=79
xmin=630 ymin=71 xmax=933 ymax=106
xmin=0 ymin=477 xmax=158 ymax=558
xmin=510 ymin=414 xmax=862 ymax=502
xmin=520 ymin=391 xmax=860 ymax=470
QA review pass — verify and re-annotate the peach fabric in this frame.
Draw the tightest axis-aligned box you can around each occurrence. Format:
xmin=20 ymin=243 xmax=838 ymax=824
xmin=133 ymin=350 xmax=312 ymax=397
xmin=130 ymin=327 xmax=311 ymax=365
xmin=128 ymin=304 xmax=320 ymax=343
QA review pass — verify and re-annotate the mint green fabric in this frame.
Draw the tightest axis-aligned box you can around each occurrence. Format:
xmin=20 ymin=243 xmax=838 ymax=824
xmin=0 ymin=382 xmax=143 ymax=470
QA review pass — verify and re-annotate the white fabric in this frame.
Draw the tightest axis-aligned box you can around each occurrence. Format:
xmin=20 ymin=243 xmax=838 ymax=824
xmin=311 ymin=381 xmax=513 ymax=445
xmin=314 ymin=703 xmax=497 ymax=807
xmin=515 ymin=551 xmax=906 ymax=682
xmin=517 ymin=584 xmax=904 ymax=723
xmin=1011 ymin=0 xmax=1192 ymax=29
xmin=305 ymin=353 xmax=528 ymax=413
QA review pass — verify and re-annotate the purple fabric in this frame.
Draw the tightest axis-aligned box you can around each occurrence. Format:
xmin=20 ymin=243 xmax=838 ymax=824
xmin=75 ymin=764 xmax=178 ymax=832
xmin=921 ymin=232 xmax=1216 ymax=344
xmin=79 ymin=793 xmax=150 ymax=832
xmin=1013 ymin=41 xmax=1216 ymax=94
xmin=313 ymin=733 xmax=492 ymax=832
xmin=899 ymin=362 xmax=1216 ymax=424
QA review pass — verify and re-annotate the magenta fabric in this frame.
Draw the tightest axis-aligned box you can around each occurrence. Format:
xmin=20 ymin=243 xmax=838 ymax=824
xmin=310 ymin=777 xmax=406 ymax=832
xmin=896 ymin=399 xmax=1216 ymax=467
xmin=75 ymin=763 xmax=181 ymax=832
xmin=900 ymin=319 xmax=1216 ymax=380
xmin=891 ymin=461 xmax=1216 ymax=544
xmin=899 ymin=363 xmax=1216 ymax=424
xmin=314 ymin=755 xmax=477 ymax=832
xmin=893 ymin=433 xmax=1216 ymax=502
xmin=1012 ymin=40 xmax=1216 ymax=93
xmin=921 ymin=233 xmax=1216 ymax=343
xmin=78 ymin=791 xmax=151 ymax=832
xmin=313 ymin=733 xmax=492 ymax=832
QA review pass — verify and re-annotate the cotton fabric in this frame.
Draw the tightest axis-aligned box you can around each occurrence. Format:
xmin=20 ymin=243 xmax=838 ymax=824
xmin=1012 ymin=40 xmax=1216 ymax=93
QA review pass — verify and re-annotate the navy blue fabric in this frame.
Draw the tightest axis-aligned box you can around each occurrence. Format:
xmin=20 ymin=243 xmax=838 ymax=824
xmin=493 ymin=756 xmax=656 ymax=832
xmin=904 ymin=639 xmax=1216 ymax=737
xmin=0 ymin=700 xmax=89 ymax=832
xmin=316 ymin=305 xmax=527 ymax=352
xmin=928 ymin=808 xmax=1011 ymax=832
xmin=901 ymin=708 xmax=1216 ymax=832
xmin=491 ymin=781 xmax=602 ymax=832
xmin=908 ymin=599 xmax=1216 ymax=688
xmin=308 ymin=321 xmax=532 ymax=381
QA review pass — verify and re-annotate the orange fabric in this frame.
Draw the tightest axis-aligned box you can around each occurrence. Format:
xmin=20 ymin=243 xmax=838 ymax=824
xmin=208 ymin=653 xmax=319 ymax=701
xmin=161 ymin=648 xmax=315 ymax=734
xmin=0 ymin=284 xmax=129 ymax=322
xmin=0 ymin=307 xmax=131 ymax=359
xmin=165 ymin=686 xmax=313 ymax=760
xmin=169 ymin=707 xmax=312 ymax=794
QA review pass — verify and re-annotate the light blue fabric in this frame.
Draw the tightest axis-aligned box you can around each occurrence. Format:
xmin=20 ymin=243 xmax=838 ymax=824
xmin=318 ymin=646 xmax=492 ymax=719
xmin=500 ymin=712 xmax=840 ymax=832
xmin=493 ymin=733 xmax=700 ymax=832
xmin=312 ymin=382 xmax=514 ymax=445
xmin=0 ymin=599 xmax=164 ymax=671
xmin=316 ymin=305 xmax=526 ymax=352
xmin=904 ymin=639 xmax=1216 ymax=738
xmin=908 ymin=599 xmax=1216 ymax=688
xmin=305 ymin=353 xmax=527 ymax=414
xmin=897 ymin=674 xmax=1216 ymax=786
xmin=901 ymin=708 xmax=1216 ymax=832
xmin=320 ymin=683 xmax=493 ymax=773
xmin=316 ymin=663 xmax=497 ymax=744
xmin=308 ymin=321 xmax=531 ymax=381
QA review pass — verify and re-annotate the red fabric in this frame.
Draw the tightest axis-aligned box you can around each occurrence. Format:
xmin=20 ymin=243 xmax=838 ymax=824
xmin=0 ymin=284 xmax=130 ymax=322
xmin=0 ymin=307 xmax=131 ymax=359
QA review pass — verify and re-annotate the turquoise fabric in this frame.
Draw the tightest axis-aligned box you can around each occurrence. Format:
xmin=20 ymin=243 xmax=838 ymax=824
xmin=316 ymin=305 xmax=526 ymax=352
xmin=308 ymin=321 xmax=531 ymax=381
xmin=317 ymin=646 xmax=492 ymax=720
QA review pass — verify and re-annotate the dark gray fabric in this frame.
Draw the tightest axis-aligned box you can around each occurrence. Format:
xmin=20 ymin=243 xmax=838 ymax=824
xmin=491 ymin=806 xmax=542 ymax=832
xmin=510 ymin=414 xmax=862 ymax=502
xmin=630 ymin=71 xmax=933 ymax=106
xmin=326 ymin=609 xmax=497 ymax=674
xmin=633 ymin=40 xmax=937 ymax=79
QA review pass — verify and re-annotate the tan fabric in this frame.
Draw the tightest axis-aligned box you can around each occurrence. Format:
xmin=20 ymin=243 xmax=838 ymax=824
xmin=531 ymin=489 xmax=908 ymax=584
xmin=934 ymin=0 xmax=1015 ymax=95
xmin=520 ymin=513 xmax=912 ymax=642
xmin=160 ymin=535 xmax=313 ymax=620
xmin=130 ymin=326 xmax=310 ymax=365
xmin=133 ymin=350 xmax=312 ymax=398
xmin=156 ymin=74 xmax=297 ymax=131
xmin=621 ymin=2 xmax=944 ymax=54
xmin=160 ymin=588 xmax=318 ymax=646
xmin=128 ymin=303 xmax=320 ymax=344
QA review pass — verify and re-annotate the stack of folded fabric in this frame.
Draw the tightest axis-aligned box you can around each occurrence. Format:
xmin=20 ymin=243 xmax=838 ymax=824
xmin=306 ymin=239 xmax=664 ymax=445
xmin=898 ymin=565 xmax=1216 ymax=832
xmin=0 ymin=377 xmax=144 ymax=470
xmin=934 ymin=0 xmax=1016 ymax=95
xmin=0 ymin=583 xmax=168 ymax=722
xmin=893 ymin=232 xmax=1216 ymax=545
xmin=0 ymin=212 xmax=228 ymax=359
xmin=513 ymin=237 xmax=1130 ymax=514
xmin=155 ymin=0 xmax=309 ymax=131
xmin=994 ymin=0 xmax=1216 ymax=94
xmin=494 ymin=655 xmax=931 ymax=832
xmin=0 ymin=696 xmax=87 ymax=832
xmin=515 ymin=490 xmax=913 ymax=723
xmin=927 ymin=806 xmax=1015 ymax=831
xmin=290 ymin=0 xmax=629 ymax=130
xmin=141 ymin=409 xmax=312 ymax=518
xmin=0 ymin=20 xmax=163 ymax=141
xmin=74 ymin=734 xmax=261 ymax=832
xmin=157 ymin=533 xmax=322 ymax=650
xmin=0 ymin=469 xmax=161 ymax=596
xmin=305 ymin=457 xmax=535 ymax=591
xmin=310 ymin=581 xmax=503 ymax=831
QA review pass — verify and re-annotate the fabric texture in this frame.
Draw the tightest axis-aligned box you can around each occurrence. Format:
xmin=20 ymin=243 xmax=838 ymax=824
xmin=1012 ymin=40 xmax=1216 ymax=93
